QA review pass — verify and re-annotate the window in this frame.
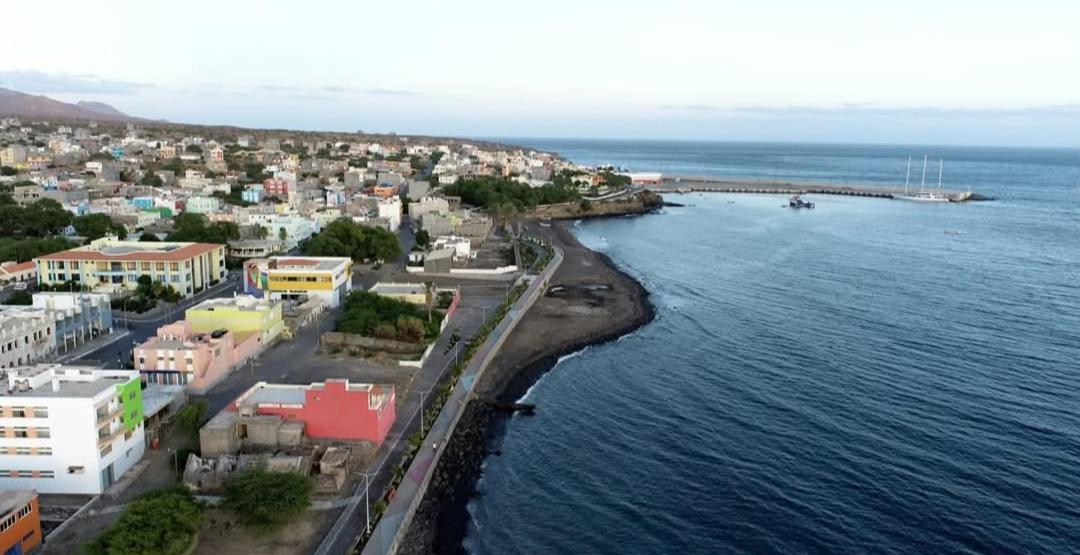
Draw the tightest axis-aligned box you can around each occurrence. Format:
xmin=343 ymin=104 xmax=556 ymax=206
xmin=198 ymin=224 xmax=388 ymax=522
xmin=17 ymin=504 xmax=31 ymax=518
xmin=126 ymin=262 xmax=136 ymax=270
xmin=32 ymin=407 xmax=47 ymax=418
xmin=13 ymin=428 xmax=28 ymax=438
xmin=100 ymin=443 xmax=112 ymax=457
xmin=15 ymin=447 xmax=30 ymax=455
xmin=11 ymin=408 xmax=26 ymax=418
xmin=141 ymin=262 xmax=151 ymax=271
xmin=35 ymin=427 xmax=50 ymax=438
xmin=37 ymin=447 xmax=52 ymax=455
xmin=39 ymin=470 xmax=54 ymax=478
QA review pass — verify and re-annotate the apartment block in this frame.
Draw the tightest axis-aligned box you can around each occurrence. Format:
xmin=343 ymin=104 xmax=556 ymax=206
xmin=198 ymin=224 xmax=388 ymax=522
xmin=0 ymin=309 xmax=54 ymax=370
xmin=0 ymin=365 xmax=145 ymax=494
xmin=32 ymin=292 xmax=114 ymax=354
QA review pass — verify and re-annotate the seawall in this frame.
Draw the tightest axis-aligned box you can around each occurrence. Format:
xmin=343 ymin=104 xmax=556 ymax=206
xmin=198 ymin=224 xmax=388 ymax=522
xmin=396 ymin=220 xmax=656 ymax=554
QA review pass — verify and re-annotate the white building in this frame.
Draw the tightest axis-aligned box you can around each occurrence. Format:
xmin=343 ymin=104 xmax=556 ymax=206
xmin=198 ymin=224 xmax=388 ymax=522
xmin=0 ymin=309 xmax=55 ymax=369
xmin=0 ymin=365 xmax=146 ymax=494
xmin=377 ymin=196 xmax=402 ymax=231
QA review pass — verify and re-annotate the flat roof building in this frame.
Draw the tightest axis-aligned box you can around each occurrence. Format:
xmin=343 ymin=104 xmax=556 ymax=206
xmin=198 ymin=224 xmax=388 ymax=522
xmin=243 ymin=256 xmax=353 ymax=308
xmin=0 ymin=490 xmax=41 ymax=555
xmin=0 ymin=365 xmax=145 ymax=494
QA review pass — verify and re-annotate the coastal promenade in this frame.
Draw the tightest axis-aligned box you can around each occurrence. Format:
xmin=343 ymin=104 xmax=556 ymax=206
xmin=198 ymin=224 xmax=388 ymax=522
xmin=657 ymin=175 xmax=984 ymax=201
xmin=342 ymin=245 xmax=563 ymax=555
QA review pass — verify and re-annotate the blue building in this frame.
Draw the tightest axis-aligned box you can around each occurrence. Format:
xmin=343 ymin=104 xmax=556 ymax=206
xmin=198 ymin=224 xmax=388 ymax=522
xmin=131 ymin=196 xmax=155 ymax=210
xmin=242 ymin=184 xmax=263 ymax=204
xmin=31 ymin=292 xmax=114 ymax=353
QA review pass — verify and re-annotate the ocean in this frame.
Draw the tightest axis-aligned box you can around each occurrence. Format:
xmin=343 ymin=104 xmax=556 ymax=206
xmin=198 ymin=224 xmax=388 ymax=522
xmin=463 ymin=140 xmax=1080 ymax=554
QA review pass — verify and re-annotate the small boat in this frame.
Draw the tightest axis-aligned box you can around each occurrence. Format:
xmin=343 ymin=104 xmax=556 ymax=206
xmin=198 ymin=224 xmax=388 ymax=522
xmin=788 ymin=195 xmax=815 ymax=209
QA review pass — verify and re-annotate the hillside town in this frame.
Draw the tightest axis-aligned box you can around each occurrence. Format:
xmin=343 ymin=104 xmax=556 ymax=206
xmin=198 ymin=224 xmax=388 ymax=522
xmin=0 ymin=116 xmax=661 ymax=554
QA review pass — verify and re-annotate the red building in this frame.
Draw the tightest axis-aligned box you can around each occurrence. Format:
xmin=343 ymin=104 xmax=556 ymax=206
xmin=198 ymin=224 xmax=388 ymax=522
xmin=0 ymin=491 xmax=41 ymax=555
xmin=229 ymin=379 xmax=396 ymax=445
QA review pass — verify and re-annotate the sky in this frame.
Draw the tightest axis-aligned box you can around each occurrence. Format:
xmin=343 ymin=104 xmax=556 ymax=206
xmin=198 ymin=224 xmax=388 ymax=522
xmin=2 ymin=0 xmax=1079 ymax=147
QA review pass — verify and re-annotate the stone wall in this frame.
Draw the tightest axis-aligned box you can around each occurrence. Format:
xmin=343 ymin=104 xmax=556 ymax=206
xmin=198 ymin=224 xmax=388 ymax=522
xmin=320 ymin=332 xmax=427 ymax=355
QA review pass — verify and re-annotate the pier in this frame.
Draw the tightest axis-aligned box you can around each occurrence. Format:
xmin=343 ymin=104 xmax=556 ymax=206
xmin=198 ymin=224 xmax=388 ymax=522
xmin=656 ymin=176 xmax=987 ymax=202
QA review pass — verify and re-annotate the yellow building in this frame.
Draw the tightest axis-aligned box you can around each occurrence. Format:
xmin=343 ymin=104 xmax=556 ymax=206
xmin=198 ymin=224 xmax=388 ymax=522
xmin=244 ymin=257 xmax=353 ymax=307
xmin=185 ymin=295 xmax=284 ymax=343
xmin=35 ymin=238 xmax=227 ymax=298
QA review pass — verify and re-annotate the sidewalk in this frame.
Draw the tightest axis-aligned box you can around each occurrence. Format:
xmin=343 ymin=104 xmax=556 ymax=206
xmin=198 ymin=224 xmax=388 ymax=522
xmin=53 ymin=329 xmax=131 ymax=364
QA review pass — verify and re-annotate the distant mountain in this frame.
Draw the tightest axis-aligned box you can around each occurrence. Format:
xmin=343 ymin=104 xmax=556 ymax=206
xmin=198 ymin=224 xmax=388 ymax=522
xmin=75 ymin=100 xmax=129 ymax=118
xmin=0 ymin=87 xmax=136 ymax=121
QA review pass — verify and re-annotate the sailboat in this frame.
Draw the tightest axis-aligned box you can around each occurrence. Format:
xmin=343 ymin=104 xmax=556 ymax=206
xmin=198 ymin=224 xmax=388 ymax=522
xmin=895 ymin=155 xmax=950 ymax=202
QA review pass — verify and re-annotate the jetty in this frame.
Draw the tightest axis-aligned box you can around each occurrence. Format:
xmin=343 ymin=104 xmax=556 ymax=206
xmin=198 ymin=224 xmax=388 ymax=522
xmin=658 ymin=175 xmax=988 ymax=202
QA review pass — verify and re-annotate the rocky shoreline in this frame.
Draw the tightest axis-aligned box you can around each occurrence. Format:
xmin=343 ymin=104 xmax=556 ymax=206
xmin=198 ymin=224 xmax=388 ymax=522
xmin=397 ymin=219 xmax=657 ymax=554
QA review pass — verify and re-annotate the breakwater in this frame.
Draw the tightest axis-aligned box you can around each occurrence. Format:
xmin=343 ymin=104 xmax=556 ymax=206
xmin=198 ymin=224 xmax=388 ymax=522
xmin=657 ymin=175 xmax=987 ymax=201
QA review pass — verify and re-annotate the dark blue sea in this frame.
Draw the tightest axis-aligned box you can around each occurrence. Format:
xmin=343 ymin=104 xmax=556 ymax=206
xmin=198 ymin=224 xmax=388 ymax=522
xmin=464 ymin=140 xmax=1080 ymax=554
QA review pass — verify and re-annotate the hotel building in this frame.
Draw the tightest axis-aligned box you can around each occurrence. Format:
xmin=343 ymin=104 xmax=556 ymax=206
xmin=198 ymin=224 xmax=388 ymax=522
xmin=34 ymin=237 xmax=227 ymax=298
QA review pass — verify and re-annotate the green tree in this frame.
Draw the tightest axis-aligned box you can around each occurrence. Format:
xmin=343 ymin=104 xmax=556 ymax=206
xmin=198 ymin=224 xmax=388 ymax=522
xmin=0 ymin=166 xmax=16 ymax=176
xmin=141 ymin=172 xmax=163 ymax=187
xmin=223 ymin=468 xmax=312 ymax=529
xmin=278 ymin=226 xmax=288 ymax=242
xmin=138 ymin=233 xmax=160 ymax=242
xmin=168 ymin=213 xmax=239 ymax=243
xmin=175 ymin=399 xmax=208 ymax=442
xmin=185 ymin=144 xmax=202 ymax=154
xmin=304 ymin=219 xmax=401 ymax=262
xmin=73 ymin=213 xmax=127 ymax=240
xmin=414 ymin=229 xmax=430 ymax=248
xmin=83 ymin=488 xmax=203 ymax=555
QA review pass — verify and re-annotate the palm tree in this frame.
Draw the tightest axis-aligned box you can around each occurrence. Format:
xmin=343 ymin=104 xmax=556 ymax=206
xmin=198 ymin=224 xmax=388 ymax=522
xmin=424 ymin=281 xmax=435 ymax=323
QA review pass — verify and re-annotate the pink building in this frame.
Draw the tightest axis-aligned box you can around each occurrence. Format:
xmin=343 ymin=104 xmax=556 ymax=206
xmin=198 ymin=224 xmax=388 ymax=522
xmin=229 ymin=380 xmax=396 ymax=445
xmin=135 ymin=321 xmax=263 ymax=393
xmin=263 ymin=177 xmax=291 ymax=198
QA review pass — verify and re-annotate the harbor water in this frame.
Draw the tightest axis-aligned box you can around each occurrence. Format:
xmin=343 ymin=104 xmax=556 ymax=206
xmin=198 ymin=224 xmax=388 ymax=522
xmin=464 ymin=140 xmax=1080 ymax=554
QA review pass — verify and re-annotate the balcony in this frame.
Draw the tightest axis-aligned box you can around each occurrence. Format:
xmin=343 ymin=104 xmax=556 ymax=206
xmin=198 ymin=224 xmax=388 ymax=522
xmin=96 ymin=405 xmax=122 ymax=426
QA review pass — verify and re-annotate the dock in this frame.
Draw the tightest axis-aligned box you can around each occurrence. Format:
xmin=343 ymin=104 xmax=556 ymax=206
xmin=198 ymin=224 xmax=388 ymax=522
xmin=657 ymin=176 xmax=987 ymax=202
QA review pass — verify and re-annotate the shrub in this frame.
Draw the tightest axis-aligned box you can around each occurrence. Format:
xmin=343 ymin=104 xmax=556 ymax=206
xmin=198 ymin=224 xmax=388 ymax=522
xmin=223 ymin=468 xmax=312 ymax=529
xmin=83 ymin=487 xmax=203 ymax=555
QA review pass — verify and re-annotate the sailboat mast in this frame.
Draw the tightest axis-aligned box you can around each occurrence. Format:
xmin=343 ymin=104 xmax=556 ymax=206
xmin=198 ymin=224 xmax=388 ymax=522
xmin=905 ymin=156 xmax=911 ymax=194
xmin=938 ymin=159 xmax=944 ymax=190
xmin=920 ymin=155 xmax=928 ymax=192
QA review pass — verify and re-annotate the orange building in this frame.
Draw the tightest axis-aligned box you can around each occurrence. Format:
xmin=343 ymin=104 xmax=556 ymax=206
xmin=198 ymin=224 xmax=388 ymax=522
xmin=0 ymin=491 xmax=41 ymax=554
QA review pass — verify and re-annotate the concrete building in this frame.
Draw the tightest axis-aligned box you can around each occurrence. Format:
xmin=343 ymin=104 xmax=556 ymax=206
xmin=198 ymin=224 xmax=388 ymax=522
xmin=243 ymin=257 xmax=353 ymax=308
xmin=377 ymin=196 xmax=402 ymax=231
xmin=32 ymin=292 xmax=113 ymax=354
xmin=247 ymin=215 xmax=315 ymax=250
xmin=0 ymin=365 xmax=145 ymax=494
xmin=369 ymin=282 xmax=428 ymax=305
xmin=406 ymin=179 xmax=430 ymax=201
xmin=185 ymin=295 xmax=284 ymax=345
xmin=185 ymin=195 xmax=220 ymax=214
xmin=227 ymin=239 xmax=284 ymax=260
xmin=0 ymin=309 xmax=54 ymax=370
xmin=0 ymin=261 xmax=36 ymax=285
xmin=408 ymin=196 xmax=450 ymax=221
xmin=200 ymin=379 xmax=395 ymax=456
xmin=0 ymin=491 xmax=41 ymax=554
xmin=135 ymin=320 xmax=263 ymax=393
xmin=35 ymin=238 xmax=227 ymax=298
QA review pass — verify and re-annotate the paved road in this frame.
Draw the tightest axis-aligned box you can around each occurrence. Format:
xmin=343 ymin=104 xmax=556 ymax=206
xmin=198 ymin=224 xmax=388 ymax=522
xmin=352 ymin=246 xmax=563 ymax=555
xmin=71 ymin=275 xmax=241 ymax=368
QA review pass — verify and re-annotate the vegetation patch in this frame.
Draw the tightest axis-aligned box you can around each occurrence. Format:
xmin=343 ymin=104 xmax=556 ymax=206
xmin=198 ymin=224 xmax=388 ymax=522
xmin=337 ymin=290 xmax=443 ymax=343
xmin=83 ymin=487 xmax=203 ymax=555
